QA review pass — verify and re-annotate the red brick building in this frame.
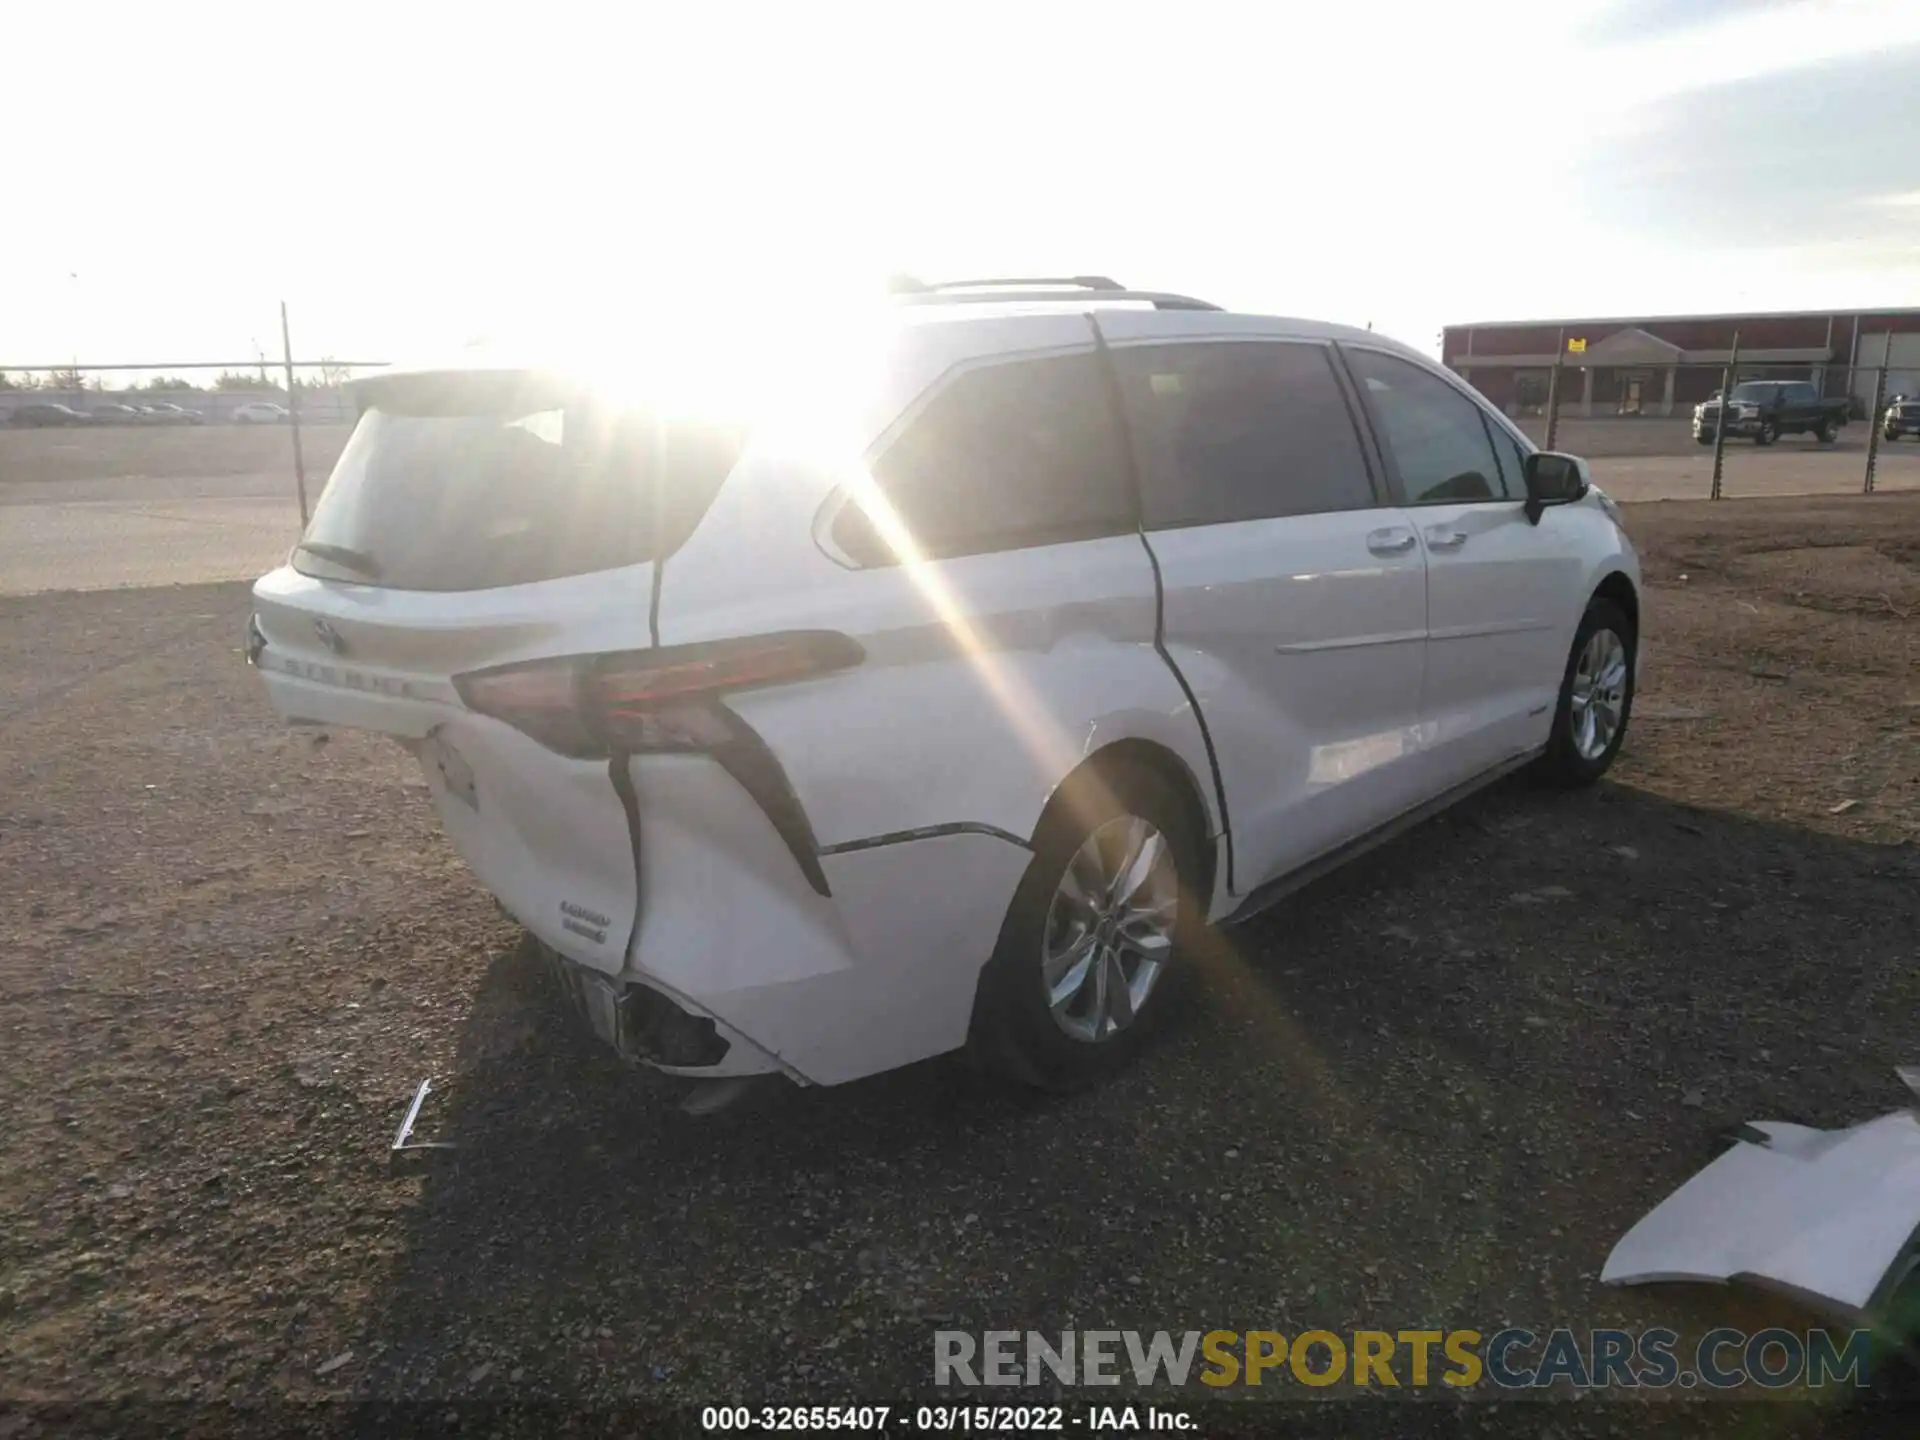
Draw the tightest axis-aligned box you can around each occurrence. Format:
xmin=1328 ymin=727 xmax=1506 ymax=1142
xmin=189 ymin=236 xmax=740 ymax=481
xmin=1442 ymin=308 xmax=1920 ymax=419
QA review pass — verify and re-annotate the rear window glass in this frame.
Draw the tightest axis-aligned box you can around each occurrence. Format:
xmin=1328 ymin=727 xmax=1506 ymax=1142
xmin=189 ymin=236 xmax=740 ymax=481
xmin=297 ymin=373 xmax=746 ymax=591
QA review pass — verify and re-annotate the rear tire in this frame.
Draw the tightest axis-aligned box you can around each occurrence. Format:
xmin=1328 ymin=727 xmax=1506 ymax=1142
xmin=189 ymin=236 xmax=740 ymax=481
xmin=1538 ymin=597 xmax=1636 ymax=788
xmin=971 ymin=766 xmax=1203 ymax=1090
xmin=1815 ymin=418 xmax=1838 ymax=444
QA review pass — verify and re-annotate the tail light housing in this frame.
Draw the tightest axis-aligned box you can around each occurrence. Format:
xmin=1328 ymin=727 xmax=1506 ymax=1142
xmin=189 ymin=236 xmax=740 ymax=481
xmin=454 ymin=633 xmax=861 ymax=899
xmin=453 ymin=631 xmax=864 ymax=759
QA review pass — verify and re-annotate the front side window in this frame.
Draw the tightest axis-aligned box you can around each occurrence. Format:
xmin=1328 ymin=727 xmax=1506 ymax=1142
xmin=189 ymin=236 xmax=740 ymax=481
xmin=1486 ymin=419 xmax=1531 ymax=498
xmin=834 ymin=352 xmax=1133 ymax=565
xmin=1346 ymin=348 xmax=1512 ymax=504
xmin=1112 ymin=341 xmax=1377 ymax=527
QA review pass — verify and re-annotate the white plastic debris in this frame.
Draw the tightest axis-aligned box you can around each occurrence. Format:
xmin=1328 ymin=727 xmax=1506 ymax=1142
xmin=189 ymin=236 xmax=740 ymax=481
xmin=1602 ymin=1072 xmax=1920 ymax=1319
xmin=389 ymin=1077 xmax=456 ymax=1154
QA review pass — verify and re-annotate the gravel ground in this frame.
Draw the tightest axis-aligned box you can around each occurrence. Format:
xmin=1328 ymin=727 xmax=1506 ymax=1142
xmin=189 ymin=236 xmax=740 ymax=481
xmin=3 ymin=495 xmax=1920 ymax=1437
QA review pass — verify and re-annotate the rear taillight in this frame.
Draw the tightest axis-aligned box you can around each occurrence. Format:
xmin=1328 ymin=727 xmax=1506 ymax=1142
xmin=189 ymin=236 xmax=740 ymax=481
xmin=453 ymin=632 xmax=864 ymax=758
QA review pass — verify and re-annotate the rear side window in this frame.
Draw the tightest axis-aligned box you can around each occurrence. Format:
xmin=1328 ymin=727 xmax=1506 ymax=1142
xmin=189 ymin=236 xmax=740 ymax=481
xmin=299 ymin=373 xmax=746 ymax=591
xmin=834 ymin=352 xmax=1133 ymax=565
xmin=1346 ymin=348 xmax=1511 ymax=503
xmin=1114 ymin=341 xmax=1376 ymax=527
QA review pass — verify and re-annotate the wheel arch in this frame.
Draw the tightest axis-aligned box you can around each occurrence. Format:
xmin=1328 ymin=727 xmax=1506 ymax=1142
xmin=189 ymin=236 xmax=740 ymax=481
xmin=1591 ymin=569 xmax=1639 ymax=640
xmin=1034 ymin=738 xmax=1221 ymax=905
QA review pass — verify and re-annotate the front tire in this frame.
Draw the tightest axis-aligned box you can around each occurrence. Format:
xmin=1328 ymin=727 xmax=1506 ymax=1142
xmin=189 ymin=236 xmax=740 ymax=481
xmin=1539 ymin=598 xmax=1635 ymax=787
xmin=971 ymin=766 xmax=1203 ymax=1090
xmin=1755 ymin=420 xmax=1779 ymax=446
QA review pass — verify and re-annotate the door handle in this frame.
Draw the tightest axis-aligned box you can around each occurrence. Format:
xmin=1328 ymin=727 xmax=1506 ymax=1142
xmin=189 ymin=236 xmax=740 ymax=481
xmin=1366 ymin=528 xmax=1417 ymax=556
xmin=1424 ymin=526 xmax=1469 ymax=551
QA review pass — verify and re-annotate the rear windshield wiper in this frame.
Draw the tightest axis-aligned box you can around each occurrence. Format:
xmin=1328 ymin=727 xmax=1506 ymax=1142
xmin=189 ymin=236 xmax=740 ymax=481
xmin=294 ymin=541 xmax=383 ymax=580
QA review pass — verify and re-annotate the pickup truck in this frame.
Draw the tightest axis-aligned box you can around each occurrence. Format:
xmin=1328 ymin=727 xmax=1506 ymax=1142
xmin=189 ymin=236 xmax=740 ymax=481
xmin=1694 ymin=380 xmax=1849 ymax=446
xmin=1883 ymin=395 xmax=1920 ymax=442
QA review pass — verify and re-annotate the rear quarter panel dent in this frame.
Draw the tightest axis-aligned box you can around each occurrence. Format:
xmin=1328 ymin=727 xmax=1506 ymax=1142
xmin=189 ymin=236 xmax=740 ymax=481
xmin=725 ymin=642 xmax=1220 ymax=854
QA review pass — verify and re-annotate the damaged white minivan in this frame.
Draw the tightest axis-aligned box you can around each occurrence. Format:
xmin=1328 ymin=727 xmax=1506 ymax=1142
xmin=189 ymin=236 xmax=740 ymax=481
xmin=249 ymin=277 xmax=1641 ymax=1102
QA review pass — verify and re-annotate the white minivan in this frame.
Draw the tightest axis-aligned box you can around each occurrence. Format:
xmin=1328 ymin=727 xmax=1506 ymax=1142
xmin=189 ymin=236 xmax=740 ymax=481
xmin=249 ymin=277 xmax=1639 ymax=1101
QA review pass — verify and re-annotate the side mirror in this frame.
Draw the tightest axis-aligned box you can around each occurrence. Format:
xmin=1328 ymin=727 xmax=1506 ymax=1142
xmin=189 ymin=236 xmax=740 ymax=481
xmin=1522 ymin=451 xmax=1590 ymax=526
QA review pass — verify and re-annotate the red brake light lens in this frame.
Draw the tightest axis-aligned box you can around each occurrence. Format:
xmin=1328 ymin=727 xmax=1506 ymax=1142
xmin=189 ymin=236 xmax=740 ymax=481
xmin=596 ymin=635 xmax=858 ymax=713
xmin=455 ymin=632 xmax=863 ymax=757
xmin=453 ymin=657 xmax=597 ymax=756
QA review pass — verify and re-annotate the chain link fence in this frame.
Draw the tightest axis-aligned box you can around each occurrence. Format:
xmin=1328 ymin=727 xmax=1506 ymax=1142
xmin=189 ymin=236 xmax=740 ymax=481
xmin=7 ymin=316 xmax=1920 ymax=599
xmin=1459 ymin=339 xmax=1920 ymax=504
xmin=0 ymin=294 xmax=392 ymax=595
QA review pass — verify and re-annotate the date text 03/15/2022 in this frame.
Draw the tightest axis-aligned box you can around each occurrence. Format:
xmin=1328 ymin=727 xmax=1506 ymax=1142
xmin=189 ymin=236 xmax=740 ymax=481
xmin=700 ymin=1405 xmax=1195 ymax=1432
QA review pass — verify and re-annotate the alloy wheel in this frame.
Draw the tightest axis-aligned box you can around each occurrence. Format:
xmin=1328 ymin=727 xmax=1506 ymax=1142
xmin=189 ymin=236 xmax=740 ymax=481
xmin=1041 ymin=816 xmax=1178 ymax=1043
xmin=1570 ymin=628 xmax=1629 ymax=761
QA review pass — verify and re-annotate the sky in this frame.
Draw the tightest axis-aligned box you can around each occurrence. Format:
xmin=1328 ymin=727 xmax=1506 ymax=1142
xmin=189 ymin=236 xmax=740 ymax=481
xmin=4 ymin=0 xmax=1918 ymax=375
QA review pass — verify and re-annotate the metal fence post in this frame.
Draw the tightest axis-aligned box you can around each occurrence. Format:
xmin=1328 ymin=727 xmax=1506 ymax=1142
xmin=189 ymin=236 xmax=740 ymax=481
xmin=280 ymin=301 xmax=310 ymax=527
xmin=1710 ymin=331 xmax=1740 ymax=501
xmin=1864 ymin=331 xmax=1892 ymax=495
xmin=1544 ymin=326 xmax=1565 ymax=451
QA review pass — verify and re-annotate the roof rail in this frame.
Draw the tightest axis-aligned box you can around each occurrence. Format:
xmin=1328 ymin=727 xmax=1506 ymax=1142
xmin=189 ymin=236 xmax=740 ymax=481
xmin=891 ymin=274 xmax=1126 ymax=294
xmin=887 ymin=274 xmax=1222 ymax=312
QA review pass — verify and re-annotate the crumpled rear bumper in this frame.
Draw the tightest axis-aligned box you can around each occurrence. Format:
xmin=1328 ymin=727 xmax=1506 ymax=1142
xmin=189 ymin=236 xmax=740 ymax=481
xmin=512 ymin=753 xmax=1035 ymax=1088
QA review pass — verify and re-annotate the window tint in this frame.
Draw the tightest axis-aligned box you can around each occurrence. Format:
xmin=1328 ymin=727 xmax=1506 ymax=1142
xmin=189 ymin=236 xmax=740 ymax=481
xmin=835 ymin=352 xmax=1132 ymax=565
xmin=1347 ymin=348 xmax=1508 ymax=505
xmin=1783 ymin=382 xmax=1816 ymax=403
xmin=1113 ymin=341 xmax=1375 ymax=527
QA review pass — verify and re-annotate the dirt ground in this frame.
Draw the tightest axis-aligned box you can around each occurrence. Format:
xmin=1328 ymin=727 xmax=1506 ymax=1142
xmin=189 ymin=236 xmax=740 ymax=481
xmin=2 ymin=495 xmax=1919 ymax=1436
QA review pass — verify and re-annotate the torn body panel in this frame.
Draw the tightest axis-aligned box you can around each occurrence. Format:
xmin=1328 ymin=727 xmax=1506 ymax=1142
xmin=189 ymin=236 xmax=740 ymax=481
xmin=252 ymin=563 xmax=656 ymax=976
xmin=616 ymin=753 xmax=1032 ymax=1085
xmin=1602 ymin=1111 xmax=1920 ymax=1320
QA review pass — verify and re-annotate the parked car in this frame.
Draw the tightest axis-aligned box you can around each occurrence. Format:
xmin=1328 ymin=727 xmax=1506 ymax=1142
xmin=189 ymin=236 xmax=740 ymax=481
xmin=1883 ymin=395 xmax=1920 ymax=442
xmin=231 ymin=401 xmax=290 ymax=424
xmin=248 ymin=276 xmax=1641 ymax=1104
xmin=1693 ymin=380 xmax=1848 ymax=446
xmin=88 ymin=403 xmax=148 ymax=424
xmin=5 ymin=402 xmax=91 ymax=427
xmin=142 ymin=401 xmax=206 ymax=425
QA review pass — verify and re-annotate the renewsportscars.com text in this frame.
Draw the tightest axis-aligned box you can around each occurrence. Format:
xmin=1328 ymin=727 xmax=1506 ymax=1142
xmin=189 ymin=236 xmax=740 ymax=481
xmin=934 ymin=1327 xmax=1874 ymax=1391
